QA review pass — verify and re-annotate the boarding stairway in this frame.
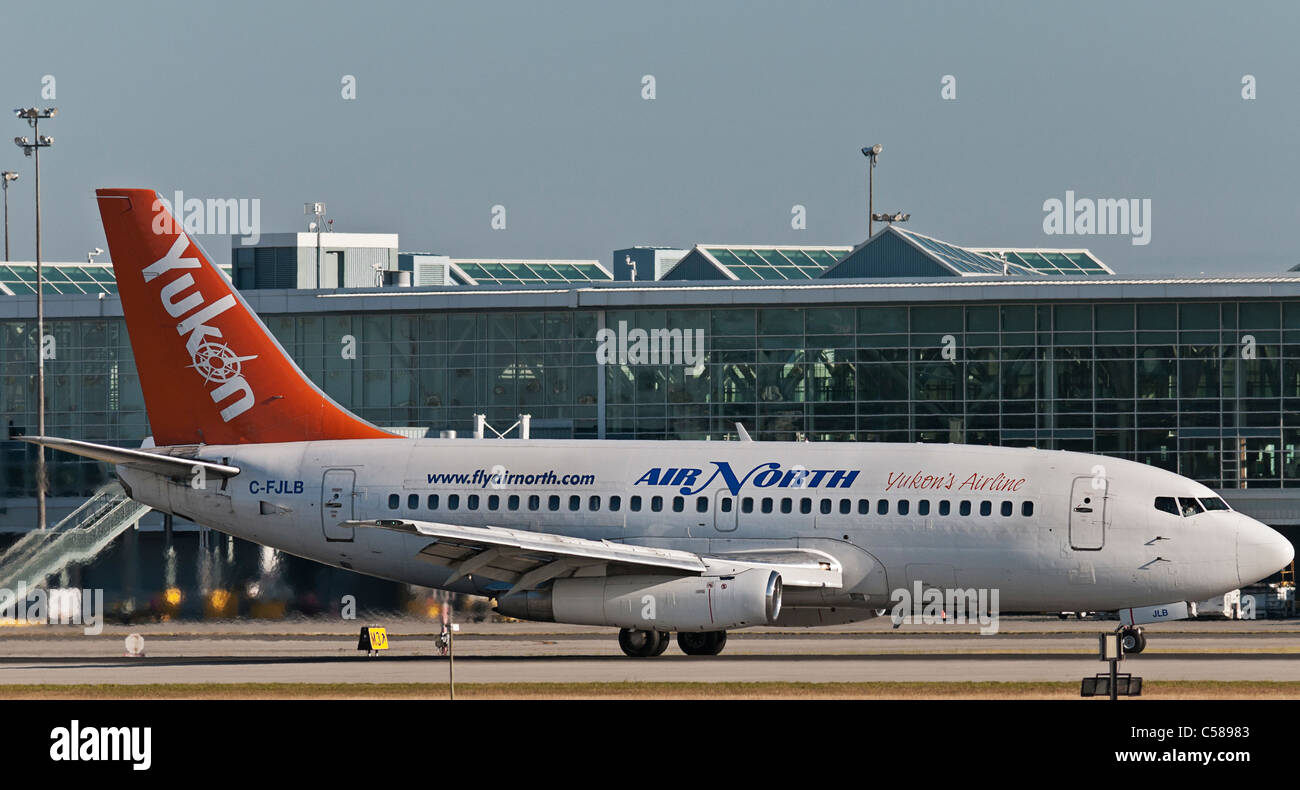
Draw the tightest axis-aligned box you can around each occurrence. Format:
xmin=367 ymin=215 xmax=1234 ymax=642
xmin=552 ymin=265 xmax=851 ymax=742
xmin=0 ymin=482 xmax=152 ymax=589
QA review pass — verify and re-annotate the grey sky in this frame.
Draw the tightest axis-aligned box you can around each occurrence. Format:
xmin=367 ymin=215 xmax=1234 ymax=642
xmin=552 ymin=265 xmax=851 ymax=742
xmin=0 ymin=0 xmax=1296 ymax=275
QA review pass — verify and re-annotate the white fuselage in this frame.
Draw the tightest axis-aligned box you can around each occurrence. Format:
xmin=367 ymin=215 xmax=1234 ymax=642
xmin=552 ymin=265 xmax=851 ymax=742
xmin=119 ymin=439 xmax=1288 ymax=615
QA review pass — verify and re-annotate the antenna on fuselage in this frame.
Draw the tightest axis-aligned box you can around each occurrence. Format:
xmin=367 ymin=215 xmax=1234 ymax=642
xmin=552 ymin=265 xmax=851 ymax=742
xmin=735 ymin=423 xmax=752 ymax=442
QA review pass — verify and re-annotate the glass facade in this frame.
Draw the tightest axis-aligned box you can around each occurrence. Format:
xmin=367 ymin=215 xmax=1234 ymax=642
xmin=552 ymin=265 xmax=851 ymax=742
xmin=4 ymin=297 xmax=1300 ymax=510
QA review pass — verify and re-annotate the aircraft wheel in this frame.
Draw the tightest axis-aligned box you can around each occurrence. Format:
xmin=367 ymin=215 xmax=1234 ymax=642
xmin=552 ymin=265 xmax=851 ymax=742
xmin=619 ymin=628 xmax=665 ymax=657
xmin=1120 ymin=626 xmax=1146 ymax=654
xmin=704 ymin=630 xmax=727 ymax=655
xmin=650 ymin=631 xmax=670 ymax=656
xmin=677 ymin=630 xmax=727 ymax=656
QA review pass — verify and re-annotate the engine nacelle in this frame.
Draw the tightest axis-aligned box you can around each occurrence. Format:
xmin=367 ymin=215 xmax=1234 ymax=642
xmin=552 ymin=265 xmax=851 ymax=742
xmin=496 ymin=570 xmax=782 ymax=631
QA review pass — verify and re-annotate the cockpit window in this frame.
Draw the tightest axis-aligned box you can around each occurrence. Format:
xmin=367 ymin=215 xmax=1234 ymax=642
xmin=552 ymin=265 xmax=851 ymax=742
xmin=1153 ymin=496 xmax=1179 ymax=516
xmin=1199 ymin=497 xmax=1230 ymax=512
xmin=1178 ymin=497 xmax=1204 ymax=516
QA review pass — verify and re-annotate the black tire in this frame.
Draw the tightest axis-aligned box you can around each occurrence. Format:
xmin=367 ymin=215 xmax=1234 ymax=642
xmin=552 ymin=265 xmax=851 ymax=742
xmin=677 ymin=631 xmax=711 ymax=655
xmin=1120 ymin=627 xmax=1146 ymax=654
xmin=1131 ymin=630 xmax=1147 ymax=654
xmin=677 ymin=630 xmax=727 ymax=656
xmin=619 ymin=628 xmax=664 ymax=658
xmin=650 ymin=631 xmax=670 ymax=656
xmin=705 ymin=630 xmax=727 ymax=655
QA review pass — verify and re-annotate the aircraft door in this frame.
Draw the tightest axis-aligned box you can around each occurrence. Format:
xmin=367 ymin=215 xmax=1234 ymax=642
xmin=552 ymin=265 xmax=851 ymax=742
xmin=322 ymin=468 xmax=356 ymax=541
xmin=1068 ymin=476 xmax=1105 ymax=550
xmin=714 ymin=490 xmax=738 ymax=532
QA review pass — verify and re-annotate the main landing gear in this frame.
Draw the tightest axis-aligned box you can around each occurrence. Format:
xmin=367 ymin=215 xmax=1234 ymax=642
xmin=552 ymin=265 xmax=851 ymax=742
xmin=617 ymin=628 xmax=728 ymax=657
xmin=676 ymin=630 xmax=727 ymax=656
xmin=1118 ymin=625 xmax=1147 ymax=654
xmin=618 ymin=628 xmax=670 ymax=657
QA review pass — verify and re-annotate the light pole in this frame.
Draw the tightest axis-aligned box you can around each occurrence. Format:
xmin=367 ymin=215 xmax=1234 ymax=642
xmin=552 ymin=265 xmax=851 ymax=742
xmin=861 ymin=144 xmax=882 ymax=237
xmin=15 ymin=107 xmax=55 ymax=531
xmin=1 ymin=171 xmax=17 ymax=261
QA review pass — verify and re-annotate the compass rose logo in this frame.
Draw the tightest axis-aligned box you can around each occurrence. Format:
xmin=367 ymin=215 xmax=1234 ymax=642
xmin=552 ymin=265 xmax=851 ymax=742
xmin=189 ymin=341 xmax=258 ymax=384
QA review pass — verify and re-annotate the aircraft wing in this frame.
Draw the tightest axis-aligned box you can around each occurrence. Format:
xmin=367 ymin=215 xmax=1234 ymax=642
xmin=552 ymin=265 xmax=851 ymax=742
xmin=347 ymin=518 xmax=842 ymax=593
xmin=19 ymin=436 xmax=241 ymax=480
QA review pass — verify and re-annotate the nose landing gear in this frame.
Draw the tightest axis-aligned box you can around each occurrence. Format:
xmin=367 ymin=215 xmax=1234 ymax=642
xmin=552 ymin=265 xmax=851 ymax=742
xmin=1118 ymin=625 xmax=1146 ymax=654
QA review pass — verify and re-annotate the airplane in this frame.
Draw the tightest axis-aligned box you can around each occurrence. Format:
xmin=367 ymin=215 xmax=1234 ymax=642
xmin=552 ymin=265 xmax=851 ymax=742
xmin=23 ymin=188 xmax=1295 ymax=657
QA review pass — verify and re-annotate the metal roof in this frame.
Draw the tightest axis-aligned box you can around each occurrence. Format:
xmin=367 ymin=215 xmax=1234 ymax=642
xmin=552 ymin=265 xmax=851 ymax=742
xmin=9 ymin=273 xmax=1300 ymax=320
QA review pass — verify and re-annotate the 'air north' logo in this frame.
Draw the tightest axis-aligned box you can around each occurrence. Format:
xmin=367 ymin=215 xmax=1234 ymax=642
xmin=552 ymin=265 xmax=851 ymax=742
xmin=144 ymin=234 xmax=257 ymax=422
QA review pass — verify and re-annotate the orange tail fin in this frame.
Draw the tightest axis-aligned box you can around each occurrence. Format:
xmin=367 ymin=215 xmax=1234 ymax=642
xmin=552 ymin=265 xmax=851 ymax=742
xmin=96 ymin=188 xmax=399 ymax=446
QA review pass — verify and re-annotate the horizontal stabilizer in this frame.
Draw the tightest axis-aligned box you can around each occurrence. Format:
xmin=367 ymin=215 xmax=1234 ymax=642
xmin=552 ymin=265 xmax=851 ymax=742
xmin=20 ymin=436 xmax=241 ymax=480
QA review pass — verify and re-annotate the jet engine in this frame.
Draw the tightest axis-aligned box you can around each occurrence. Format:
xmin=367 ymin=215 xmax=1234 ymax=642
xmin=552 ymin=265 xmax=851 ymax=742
xmin=496 ymin=569 xmax=781 ymax=631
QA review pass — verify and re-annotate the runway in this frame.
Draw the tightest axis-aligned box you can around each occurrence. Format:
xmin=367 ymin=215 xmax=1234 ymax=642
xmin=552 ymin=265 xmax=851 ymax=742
xmin=2 ymin=617 xmax=1298 ymax=687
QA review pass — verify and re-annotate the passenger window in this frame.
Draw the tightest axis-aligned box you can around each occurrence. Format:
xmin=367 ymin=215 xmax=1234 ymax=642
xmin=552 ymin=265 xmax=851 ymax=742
xmin=720 ymin=497 xmax=732 ymax=513
xmin=1021 ymin=501 xmax=1033 ymax=517
xmin=858 ymin=499 xmax=869 ymax=515
xmin=488 ymin=494 xmax=500 ymax=511
xmin=1153 ymin=497 xmax=1178 ymax=516
xmin=917 ymin=500 xmax=930 ymax=516
xmin=528 ymin=494 xmax=540 ymax=511
xmin=780 ymin=497 xmax=793 ymax=514
xmin=672 ymin=496 xmax=685 ymax=513
xmin=840 ymin=498 xmax=851 ymax=515
xmin=1200 ymin=497 xmax=1229 ymax=512
xmin=696 ymin=497 xmax=708 ymax=513
xmin=448 ymin=494 xmax=461 ymax=510
xmin=568 ymin=495 xmax=580 ymax=512
xmin=388 ymin=494 xmax=400 ymax=510
xmin=507 ymin=494 xmax=519 ymax=511
xmin=1178 ymin=497 xmax=1204 ymax=517
xmin=800 ymin=497 xmax=812 ymax=514
xmin=407 ymin=494 xmax=419 ymax=510
xmin=939 ymin=500 xmax=951 ymax=516
xmin=651 ymin=496 xmax=664 ymax=512
xmin=609 ymin=495 xmax=622 ymax=512
xmin=742 ymin=497 xmax=754 ymax=514
xmin=548 ymin=495 xmax=560 ymax=512
xmin=959 ymin=500 xmax=971 ymax=516
xmin=1000 ymin=500 xmax=1012 ymax=517
xmin=897 ymin=499 xmax=909 ymax=516
xmin=877 ymin=499 xmax=889 ymax=515
xmin=979 ymin=500 xmax=991 ymax=516
xmin=630 ymin=495 xmax=642 ymax=512
xmin=467 ymin=494 xmax=479 ymax=510
xmin=820 ymin=499 xmax=832 ymax=515
xmin=588 ymin=495 xmax=601 ymax=511
xmin=427 ymin=494 xmax=439 ymax=510
xmin=761 ymin=498 xmax=773 ymax=514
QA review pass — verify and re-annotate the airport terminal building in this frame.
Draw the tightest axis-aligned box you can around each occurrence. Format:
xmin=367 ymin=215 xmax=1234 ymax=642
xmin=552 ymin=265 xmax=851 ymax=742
xmin=2 ymin=224 xmax=1298 ymax=612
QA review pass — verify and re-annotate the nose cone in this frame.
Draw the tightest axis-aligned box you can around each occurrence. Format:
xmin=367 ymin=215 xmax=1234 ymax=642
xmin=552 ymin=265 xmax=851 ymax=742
xmin=1237 ymin=518 xmax=1295 ymax=586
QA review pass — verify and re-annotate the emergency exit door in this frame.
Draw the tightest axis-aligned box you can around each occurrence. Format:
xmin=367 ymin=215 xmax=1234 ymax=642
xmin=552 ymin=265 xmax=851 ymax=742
xmin=714 ymin=490 xmax=738 ymax=532
xmin=321 ymin=468 xmax=356 ymax=541
xmin=1068 ymin=477 xmax=1105 ymax=550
